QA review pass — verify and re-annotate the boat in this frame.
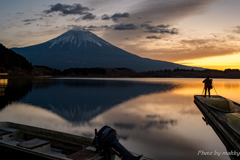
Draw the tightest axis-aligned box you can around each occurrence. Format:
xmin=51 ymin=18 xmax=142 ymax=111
xmin=194 ymin=95 xmax=240 ymax=160
xmin=0 ymin=122 xmax=115 ymax=160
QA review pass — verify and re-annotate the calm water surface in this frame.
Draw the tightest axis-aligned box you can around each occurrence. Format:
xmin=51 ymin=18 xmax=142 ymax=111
xmin=1 ymin=78 xmax=240 ymax=160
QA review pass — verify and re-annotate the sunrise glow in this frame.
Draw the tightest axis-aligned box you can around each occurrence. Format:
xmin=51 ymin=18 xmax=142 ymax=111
xmin=176 ymin=53 xmax=240 ymax=70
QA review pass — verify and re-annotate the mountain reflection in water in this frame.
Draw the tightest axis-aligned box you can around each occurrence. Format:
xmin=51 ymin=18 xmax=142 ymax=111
xmin=1 ymin=78 xmax=239 ymax=160
xmin=17 ymin=78 xmax=174 ymax=122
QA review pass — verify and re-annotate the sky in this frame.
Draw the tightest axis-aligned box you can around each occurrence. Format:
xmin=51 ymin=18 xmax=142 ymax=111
xmin=1 ymin=0 xmax=240 ymax=70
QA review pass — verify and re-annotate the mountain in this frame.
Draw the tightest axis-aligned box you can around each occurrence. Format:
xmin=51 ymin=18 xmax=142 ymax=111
xmin=11 ymin=29 xmax=201 ymax=71
xmin=0 ymin=43 xmax=32 ymax=70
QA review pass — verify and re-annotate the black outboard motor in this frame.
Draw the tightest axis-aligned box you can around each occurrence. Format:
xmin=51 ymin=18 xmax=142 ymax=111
xmin=93 ymin=126 xmax=142 ymax=160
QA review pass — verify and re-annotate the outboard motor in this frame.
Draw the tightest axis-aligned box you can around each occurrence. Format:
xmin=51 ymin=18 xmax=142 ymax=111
xmin=93 ymin=126 xmax=142 ymax=160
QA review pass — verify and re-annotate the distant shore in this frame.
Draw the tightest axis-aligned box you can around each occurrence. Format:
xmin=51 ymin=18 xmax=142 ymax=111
xmin=1 ymin=67 xmax=240 ymax=79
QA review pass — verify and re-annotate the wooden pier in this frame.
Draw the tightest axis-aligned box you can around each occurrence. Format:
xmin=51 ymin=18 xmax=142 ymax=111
xmin=194 ymin=95 xmax=240 ymax=160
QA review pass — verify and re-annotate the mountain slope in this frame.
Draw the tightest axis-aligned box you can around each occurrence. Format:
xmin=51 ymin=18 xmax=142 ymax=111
xmin=0 ymin=43 xmax=32 ymax=70
xmin=11 ymin=29 xmax=201 ymax=71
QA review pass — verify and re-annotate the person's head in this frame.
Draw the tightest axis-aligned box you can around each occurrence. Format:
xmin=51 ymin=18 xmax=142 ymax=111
xmin=207 ymin=76 xmax=209 ymax=79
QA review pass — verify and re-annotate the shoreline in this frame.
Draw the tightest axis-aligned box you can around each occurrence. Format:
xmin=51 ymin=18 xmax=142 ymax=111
xmin=1 ymin=75 xmax=240 ymax=79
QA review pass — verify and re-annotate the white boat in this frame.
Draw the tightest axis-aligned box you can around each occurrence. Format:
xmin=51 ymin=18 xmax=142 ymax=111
xmin=0 ymin=122 xmax=115 ymax=160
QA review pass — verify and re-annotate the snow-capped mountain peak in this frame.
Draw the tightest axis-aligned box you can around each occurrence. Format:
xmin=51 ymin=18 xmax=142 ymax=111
xmin=49 ymin=29 xmax=110 ymax=48
xmin=11 ymin=29 xmax=202 ymax=72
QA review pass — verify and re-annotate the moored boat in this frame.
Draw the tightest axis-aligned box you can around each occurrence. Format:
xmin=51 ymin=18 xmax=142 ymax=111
xmin=194 ymin=95 xmax=240 ymax=159
xmin=225 ymin=112 xmax=240 ymax=136
xmin=0 ymin=122 xmax=114 ymax=160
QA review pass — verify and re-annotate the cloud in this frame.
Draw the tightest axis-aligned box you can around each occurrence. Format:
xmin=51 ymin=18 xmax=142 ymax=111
xmin=22 ymin=19 xmax=38 ymax=22
xmin=157 ymin=24 xmax=170 ymax=28
xmin=37 ymin=24 xmax=52 ymax=27
xmin=16 ymin=12 xmax=24 ymax=15
xmin=101 ymin=14 xmax=111 ymax=20
xmin=114 ymin=24 xmax=138 ymax=30
xmin=101 ymin=12 xmax=130 ymax=22
xmin=141 ymin=24 xmax=178 ymax=34
xmin=130 ymin=0 xmax=218 ymax=24
xmin=111 ymin=12 xmax=130 ymax=22
xmin=43 ymin=3 xmax=90 ymax=16
xmin=233 ymin=26 xmax=240 ymax=34
xmin=24 ymin=22 xmax=31 ymax=25
xmin=118 ymin=35 xmax=240 ymax=62
xmin=66 ymin=25 xmax=110 ymax=31
xmin=146 ymin=36 xmax=161 ymax=39
xmin=82 ymin=13 xmax=96 ymax=20
xmin=67 ymin=24 xmax=138 ymax=31
xmin=22 ymin=18 xmax=43 ymax=25
xmin=143 ymin=21 xmax=152 ymax=24
xmin=180 ymin=38 xmax=224 ymax=45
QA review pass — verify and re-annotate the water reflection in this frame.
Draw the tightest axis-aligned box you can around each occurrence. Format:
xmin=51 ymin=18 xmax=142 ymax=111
xmin=0 ymin=79 xmax=7 ymax=96
xmin=15 ymin=79 xmax=175 ymax=122
xmin=0 ymin=78 xmax=32 ymax=110
xmin=1 ymin=78 xmax=239 ymax=159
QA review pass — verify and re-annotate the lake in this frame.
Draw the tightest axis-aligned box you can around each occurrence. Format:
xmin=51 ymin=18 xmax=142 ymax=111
xmin=1 ymin=77 xmax=240 ymax=160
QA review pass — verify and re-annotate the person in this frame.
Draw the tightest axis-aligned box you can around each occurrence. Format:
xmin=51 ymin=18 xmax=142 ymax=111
xmin=203 ymin=76 xmax=213 ymax=97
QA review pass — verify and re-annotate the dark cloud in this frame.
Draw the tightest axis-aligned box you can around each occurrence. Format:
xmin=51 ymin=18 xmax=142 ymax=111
xmin=111 ymin=12 xmax=130 ymax=22
xmin=22 ymin=18 xmax=43 ymax=22
xmin=170 ymin=28 xmax=179 ymax=34
xmin=22 ymin=19 xmax=38 ymax=22
xmin=157 ymin=24 xmax=170 ymax=28
xmin=146 ymin=36 xmax=161 ymax=39
xmin=233 ymin=26 xmax=240 ymax=34
xmin=67 ymin=25 xmax=85 ymax=30
xmin=146 ymin=114 xmax=161 ymax=118
xmin=101 ymin=12 xmax=130 ymax=22
xmin=43 ymin=3 xmax=90 ymax=16
xmin=36 ymin=24 xmax=52 ymax=27
xmin=114 ymin=23 xmax=138 ymax=30
xmin=22 ymin=18 xmax=43 ymax=25
xmin=36 ymin=13 xmax=53 ymax=17
xmin=82 ymin=13 xmax=96 ymax=20
xmin=143 ymin=21 xmax=152 ymax=23
xmin=101 ymin=14 xmax=111 ymax=20
xmin=24 ymin=22 xmax=31 ymax=25
xmin=88 ymin=25 xmax=98 ymax=29
xmin=140 ymin=24 xmax=155 ymax=30
xmin=141 ymin=24 xmax=178 ymax=34
xmin=67 ymin=25 xmax=106 ymax=31
xmin=16 ymin=12 xmax=24 ymax=15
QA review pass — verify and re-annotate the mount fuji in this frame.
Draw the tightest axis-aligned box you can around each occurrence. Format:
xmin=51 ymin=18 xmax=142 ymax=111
xmin=11 ymin=29 xmax=200 ymax=71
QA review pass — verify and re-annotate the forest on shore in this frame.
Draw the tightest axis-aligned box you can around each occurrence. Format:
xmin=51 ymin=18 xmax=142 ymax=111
xmin=1 ymin=65 xmax=240 ymax=79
